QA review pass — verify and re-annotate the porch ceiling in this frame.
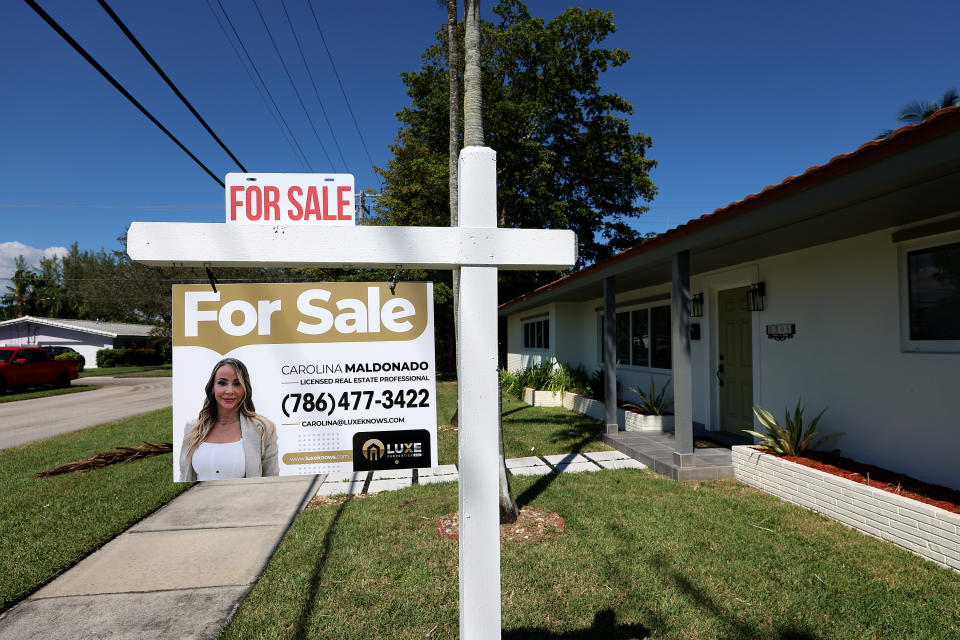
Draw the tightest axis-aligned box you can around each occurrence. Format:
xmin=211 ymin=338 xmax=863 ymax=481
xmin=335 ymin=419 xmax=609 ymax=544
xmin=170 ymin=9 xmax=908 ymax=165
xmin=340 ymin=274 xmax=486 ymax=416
xmin=500 ymin=117 xmax=960 ymax=315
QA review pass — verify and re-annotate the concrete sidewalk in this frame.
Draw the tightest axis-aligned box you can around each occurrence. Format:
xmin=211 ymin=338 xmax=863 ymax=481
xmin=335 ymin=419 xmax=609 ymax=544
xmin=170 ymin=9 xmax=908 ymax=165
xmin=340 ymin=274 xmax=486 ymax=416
xmin=0 ymin=451 xmax=646 ymax=639
xmin=0 ymin=474 xmax=324 ymax=640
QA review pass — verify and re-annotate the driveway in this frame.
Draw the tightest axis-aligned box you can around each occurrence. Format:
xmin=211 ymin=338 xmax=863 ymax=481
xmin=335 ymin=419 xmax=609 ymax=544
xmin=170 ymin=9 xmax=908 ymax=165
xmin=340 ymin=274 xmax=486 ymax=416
xmin=0 ymin=376 xmax=172 ymax=450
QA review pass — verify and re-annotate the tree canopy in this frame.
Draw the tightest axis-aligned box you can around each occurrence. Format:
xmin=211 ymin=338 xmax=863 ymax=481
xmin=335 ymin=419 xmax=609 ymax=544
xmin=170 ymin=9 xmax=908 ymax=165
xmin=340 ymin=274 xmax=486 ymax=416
xmin=376 ymin=0 xmax=657 ymax=302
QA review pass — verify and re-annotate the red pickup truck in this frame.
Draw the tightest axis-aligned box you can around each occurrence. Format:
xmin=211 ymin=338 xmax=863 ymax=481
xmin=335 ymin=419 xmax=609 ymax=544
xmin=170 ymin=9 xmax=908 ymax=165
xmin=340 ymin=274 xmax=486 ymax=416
xmin=0 ymin=346 xmax=79 ymax=395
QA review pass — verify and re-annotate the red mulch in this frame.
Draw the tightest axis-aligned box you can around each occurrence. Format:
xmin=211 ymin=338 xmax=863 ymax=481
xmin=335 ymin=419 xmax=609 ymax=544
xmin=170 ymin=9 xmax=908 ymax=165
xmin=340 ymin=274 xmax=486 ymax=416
xmin=770 ymin=449 xmax=960 ymax=515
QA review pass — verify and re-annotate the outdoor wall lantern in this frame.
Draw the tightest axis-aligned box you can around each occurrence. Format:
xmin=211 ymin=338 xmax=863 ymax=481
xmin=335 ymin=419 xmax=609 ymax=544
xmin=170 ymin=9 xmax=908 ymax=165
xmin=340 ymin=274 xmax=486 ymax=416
xmin=690 ymin=293 xmax=704 ymax=318
xmin=747 ymin=282 xmax=766 ymax=312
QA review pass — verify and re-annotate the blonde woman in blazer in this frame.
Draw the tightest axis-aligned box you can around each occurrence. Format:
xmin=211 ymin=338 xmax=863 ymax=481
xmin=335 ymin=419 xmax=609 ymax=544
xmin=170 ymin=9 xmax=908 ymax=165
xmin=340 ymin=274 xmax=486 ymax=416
xmin=179 ymin=358 xmax=279 ymax=482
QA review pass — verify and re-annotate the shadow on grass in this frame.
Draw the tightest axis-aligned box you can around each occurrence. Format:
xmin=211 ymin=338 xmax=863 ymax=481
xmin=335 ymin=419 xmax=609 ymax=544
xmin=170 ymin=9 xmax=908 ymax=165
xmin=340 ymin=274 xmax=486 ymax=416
xmin=290 ymin=498 xmax=350 ymax=640
xmin=504 ymin=609 xmax=649 ymax=639
xmin=516 ymin=430 xmax=598 ymax=508
xmin=647 ymin=553 xmax=821 ymax=640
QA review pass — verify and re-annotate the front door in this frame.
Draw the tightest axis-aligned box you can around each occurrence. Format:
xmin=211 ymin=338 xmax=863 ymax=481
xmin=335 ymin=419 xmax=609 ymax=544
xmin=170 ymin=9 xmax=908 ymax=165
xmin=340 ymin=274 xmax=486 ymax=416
xmin=718 ymin=287 xmax=753 ymax=435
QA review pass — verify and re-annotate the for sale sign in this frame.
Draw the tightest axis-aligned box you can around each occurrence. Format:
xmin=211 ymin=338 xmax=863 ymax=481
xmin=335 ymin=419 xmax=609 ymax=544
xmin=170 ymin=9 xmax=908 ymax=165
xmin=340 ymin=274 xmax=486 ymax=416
xmin=171 ymin=282 xmax=436 ymax=482
xmin=225 ymin=173 xmax=355 ymax=224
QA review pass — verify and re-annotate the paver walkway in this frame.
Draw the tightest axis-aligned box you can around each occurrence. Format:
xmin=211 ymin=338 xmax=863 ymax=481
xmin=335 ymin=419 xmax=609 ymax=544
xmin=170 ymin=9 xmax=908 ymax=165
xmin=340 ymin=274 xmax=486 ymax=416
xmin=314 ymin=450 xmax=646 ymax=496
xmin=0 ymin=451 xmax=645 ymax=640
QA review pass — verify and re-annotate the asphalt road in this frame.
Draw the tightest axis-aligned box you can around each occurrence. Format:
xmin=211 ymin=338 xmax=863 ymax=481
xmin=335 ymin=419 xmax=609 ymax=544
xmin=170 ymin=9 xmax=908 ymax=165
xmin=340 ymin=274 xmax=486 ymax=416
xmin=0 ymin=376 xmax=172 ymax=450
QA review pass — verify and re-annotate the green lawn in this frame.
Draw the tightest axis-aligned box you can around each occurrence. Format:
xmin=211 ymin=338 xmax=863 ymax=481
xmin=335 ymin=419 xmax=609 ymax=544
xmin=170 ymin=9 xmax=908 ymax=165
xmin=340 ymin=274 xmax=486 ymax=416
xmin=221 ymin=471 xmax=960 ymax=640
xmin=80 ymin=364 xmax=172 ymax=377
xmin=0 ymin=408 xmax=190 ymax=612
xmin=435 ymin=381 xmax=612 ymax=465
xmin=0 ymin=384 xmax=99 ymax=404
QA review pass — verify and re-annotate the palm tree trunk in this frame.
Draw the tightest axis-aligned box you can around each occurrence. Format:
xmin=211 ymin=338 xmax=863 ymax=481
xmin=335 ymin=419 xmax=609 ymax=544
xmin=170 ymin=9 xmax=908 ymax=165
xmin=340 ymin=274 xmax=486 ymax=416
xmin=447 ymin=0 xmax=461 ymax=375
xmin=462 ymin=0 xmax=519 ymax=524
xmin=463 ymin=0 xmax=482 ymax=147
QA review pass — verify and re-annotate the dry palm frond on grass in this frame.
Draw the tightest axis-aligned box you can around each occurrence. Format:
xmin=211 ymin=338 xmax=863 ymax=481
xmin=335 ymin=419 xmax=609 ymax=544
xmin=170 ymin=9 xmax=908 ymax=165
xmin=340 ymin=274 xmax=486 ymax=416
xmin=35 ymin=442 xmax=173 ymax=477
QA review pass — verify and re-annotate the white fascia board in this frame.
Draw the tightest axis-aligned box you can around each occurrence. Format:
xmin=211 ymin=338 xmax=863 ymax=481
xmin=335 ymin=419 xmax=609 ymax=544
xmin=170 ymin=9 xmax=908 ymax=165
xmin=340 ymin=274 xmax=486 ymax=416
xmin=127 ymin=222 xmax=576 ymax=271
xmin=0 ymin=316 xmax=119 ymax=338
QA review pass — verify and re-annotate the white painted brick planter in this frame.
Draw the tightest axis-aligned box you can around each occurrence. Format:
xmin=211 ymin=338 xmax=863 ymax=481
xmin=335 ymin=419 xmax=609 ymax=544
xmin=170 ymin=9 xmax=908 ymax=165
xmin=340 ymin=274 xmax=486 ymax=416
xmin=522 ymin=388 xmax=563 ymax=407
xmin=732 ymin=445 xmax=960 ymax=571
xmin=623 ymin=411 xmax=675 ymax=432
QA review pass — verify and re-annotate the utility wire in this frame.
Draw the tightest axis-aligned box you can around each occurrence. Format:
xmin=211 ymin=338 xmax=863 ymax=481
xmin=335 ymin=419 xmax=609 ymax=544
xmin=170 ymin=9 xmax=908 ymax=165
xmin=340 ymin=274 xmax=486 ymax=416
xmin=214 ymin=0 xmax=314 ymax=171
xmin=23 ymin=0 xmax=224 ymax=187
xmin=250 ymin=0 xmax=334 ymax=169
xmin=278 ymin=0 xmax=348 ymax=172
xmin=306 ymin=0 xmax=380 ymax=184
xmin=96 ymin=0 xmax=247 ymax=172
xmin=204 ymin=0 xmax=304 ymax=171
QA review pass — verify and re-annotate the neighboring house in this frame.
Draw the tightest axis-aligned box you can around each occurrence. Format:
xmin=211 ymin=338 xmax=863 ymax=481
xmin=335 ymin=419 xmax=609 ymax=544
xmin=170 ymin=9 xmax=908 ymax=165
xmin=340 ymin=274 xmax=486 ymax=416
xmin=500 ymin=106 xmax=960 ymax=490
xmin=0 ymin=316 xmax=156 ymax=367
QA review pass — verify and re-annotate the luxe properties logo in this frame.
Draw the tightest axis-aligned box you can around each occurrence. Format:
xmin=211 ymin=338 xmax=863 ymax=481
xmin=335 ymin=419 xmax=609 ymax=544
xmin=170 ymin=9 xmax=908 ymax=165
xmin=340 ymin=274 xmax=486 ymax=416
xmin=352 ymin=429 xmax=430 ymax=471
xmin=361 ymin=439 xmax=385 ymax=461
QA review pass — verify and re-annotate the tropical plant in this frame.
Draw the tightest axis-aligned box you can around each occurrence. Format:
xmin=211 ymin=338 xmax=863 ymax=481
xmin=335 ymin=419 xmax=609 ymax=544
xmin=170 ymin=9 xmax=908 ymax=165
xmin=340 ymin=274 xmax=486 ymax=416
xmin=897 ymin=88 xmax=960 ymax=125
xmin=877 ymin=87 xmax=959 ymax=138
xmin=499 ymin=361 xmax=591 ymax=398
xmin=743 ymin=401 xmax=842 ymax=456
xmin=624 ymin=378 xmax=673 ymax=416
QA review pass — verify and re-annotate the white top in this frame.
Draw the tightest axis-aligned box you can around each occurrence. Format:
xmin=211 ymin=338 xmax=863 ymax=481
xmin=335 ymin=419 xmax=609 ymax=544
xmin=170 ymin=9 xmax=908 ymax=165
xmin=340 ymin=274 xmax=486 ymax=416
xmin=192 ymin=440 xmax=245 ymax=481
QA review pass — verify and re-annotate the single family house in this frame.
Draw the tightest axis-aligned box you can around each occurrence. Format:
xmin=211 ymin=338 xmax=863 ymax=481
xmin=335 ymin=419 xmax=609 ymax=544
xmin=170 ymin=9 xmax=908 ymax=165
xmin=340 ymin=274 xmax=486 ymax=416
xmin=0 ymin=316 xmax=156 ymax=367
xmin=500 ymin=106 xmax=960 ymax=490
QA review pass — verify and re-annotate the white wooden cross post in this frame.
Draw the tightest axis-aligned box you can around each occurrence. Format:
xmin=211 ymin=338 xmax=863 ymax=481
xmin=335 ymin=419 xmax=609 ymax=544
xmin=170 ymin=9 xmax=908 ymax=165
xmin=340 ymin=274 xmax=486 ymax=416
xmin=128 ymin=147 xmax=575 ymax=640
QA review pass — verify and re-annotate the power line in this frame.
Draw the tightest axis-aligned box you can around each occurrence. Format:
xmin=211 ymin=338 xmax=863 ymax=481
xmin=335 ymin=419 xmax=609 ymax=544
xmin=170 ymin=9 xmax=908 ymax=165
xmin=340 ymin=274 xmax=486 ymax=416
xmin=214 ymin=0 xmax=314 ymax=171
xmin=204 ymin=0 xmax=305 ymax=171
xmin=23 ymin=0 xmax=224 ymax=187
xmin=305 ymin=0 xmax=380 ymax=184
xmin=250 ymin=0 xmax=335 ymax=169
xmin=96 ymin=0 xmax=247 ymax=172
xmin=277 ymin=0 xmax=349 ymax=172
xmin=0 ymin=204 xmax=220 ymax=210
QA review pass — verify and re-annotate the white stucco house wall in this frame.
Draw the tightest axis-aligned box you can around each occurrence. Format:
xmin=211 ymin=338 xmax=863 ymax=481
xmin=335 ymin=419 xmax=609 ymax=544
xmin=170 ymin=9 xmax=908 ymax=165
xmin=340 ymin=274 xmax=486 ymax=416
xmin=0 ymin=316 xmax=156 ymax=367
xmin=500 ymin=106 xmax=960 ymax=490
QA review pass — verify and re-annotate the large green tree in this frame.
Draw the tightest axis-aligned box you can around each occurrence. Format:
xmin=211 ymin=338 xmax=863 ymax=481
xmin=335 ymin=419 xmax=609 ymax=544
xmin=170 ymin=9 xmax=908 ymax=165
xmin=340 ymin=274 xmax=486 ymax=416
xmin=377 ymin=0 xmax=657 ymax=302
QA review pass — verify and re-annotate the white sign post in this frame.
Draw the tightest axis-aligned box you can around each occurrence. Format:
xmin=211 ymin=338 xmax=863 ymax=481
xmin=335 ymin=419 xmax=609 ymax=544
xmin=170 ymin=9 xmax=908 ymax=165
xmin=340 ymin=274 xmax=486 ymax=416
xmin=128 ymin=147 xmax=575 ymax=640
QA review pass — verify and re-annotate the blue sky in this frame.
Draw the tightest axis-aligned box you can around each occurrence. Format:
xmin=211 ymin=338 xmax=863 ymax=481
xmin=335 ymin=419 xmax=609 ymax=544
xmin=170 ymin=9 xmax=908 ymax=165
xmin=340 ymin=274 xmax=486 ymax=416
xmin=2 ymin=0 xmax=958 ymax=282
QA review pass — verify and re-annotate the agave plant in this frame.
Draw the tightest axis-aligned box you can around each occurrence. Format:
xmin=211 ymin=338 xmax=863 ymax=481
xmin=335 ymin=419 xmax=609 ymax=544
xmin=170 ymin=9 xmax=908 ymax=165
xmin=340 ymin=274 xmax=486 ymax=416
xmin=624 ymin=378 xmax=673 ymax=416
xmin=743 ymin=401 xmax=842 ymax=456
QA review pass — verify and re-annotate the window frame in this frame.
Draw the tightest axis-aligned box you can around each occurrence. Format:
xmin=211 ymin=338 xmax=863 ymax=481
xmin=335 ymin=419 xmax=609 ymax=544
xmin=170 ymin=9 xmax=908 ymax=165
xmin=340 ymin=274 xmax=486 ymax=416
xmin=521 ymin=316 xmax=550 ymax=351
xmin=598 ymin=302 xmax=672 ymax=371
xmin=898 ymin=228 xmax=960 ymax=354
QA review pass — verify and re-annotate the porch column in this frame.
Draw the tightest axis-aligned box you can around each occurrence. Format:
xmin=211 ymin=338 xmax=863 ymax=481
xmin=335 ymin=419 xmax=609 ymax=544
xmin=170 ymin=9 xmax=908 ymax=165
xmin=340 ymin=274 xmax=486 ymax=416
xmin=672 ymin=251 xmax=694 ymax=465
xmin=602 ymin=276 xmax=618 ymax=434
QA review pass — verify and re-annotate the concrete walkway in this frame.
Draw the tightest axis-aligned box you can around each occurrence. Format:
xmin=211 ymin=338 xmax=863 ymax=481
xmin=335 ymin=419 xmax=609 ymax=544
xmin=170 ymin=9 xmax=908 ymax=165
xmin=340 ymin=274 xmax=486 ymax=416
xmin=0 ymin=451 xmax=644 ymax=640
xmin=0 ymin=475 xmax=324 ymax=640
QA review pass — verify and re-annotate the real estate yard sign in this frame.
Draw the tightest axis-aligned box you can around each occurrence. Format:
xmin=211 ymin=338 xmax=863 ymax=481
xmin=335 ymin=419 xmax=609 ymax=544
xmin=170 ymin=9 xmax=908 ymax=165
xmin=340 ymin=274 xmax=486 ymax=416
xmin=171 ymin=281 xmax=437 ymax=481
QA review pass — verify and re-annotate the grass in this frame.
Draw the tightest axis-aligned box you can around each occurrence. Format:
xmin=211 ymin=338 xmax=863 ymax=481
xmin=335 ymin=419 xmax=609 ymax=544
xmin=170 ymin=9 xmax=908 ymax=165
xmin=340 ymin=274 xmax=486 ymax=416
xmin=435 ymin=381 xmax=612 ymax=465
xmin=0 ymin=384 xmax=99 ymax=404
xmin=0 ymin=407 xmax=190 ymax=612
xmin=221 ymin=471 xmax=960 ymax=640
xmin=113 ymin=369 xmax=172 ymax=378
xmin=80 ymin=364 xmax=172 ymax=378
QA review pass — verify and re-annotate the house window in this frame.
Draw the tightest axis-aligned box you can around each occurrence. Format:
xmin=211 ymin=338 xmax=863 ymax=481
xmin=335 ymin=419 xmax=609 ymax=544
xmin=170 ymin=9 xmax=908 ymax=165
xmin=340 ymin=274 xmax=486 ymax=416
xmin=899 ymin=231 xmax=960 ymax=353
xmin=522 ymin=317 xmax=549 ymax=350
xmin=600 ymin=304 xmax=672 ymax=369
xmin=907 ymin=241 xmax=960 ymax=341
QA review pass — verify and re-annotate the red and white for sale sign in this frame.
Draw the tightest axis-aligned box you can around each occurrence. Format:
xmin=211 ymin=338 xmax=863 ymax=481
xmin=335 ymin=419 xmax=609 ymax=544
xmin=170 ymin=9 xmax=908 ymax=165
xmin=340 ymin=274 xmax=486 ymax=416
xmin=225 ymin=173 xmax=355 ymax=225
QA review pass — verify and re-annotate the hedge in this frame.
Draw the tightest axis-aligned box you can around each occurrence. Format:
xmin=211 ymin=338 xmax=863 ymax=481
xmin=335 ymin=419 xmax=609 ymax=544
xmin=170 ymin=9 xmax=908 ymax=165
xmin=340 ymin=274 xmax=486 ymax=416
xmin=95 ymin=348 xmax=163 ymax=368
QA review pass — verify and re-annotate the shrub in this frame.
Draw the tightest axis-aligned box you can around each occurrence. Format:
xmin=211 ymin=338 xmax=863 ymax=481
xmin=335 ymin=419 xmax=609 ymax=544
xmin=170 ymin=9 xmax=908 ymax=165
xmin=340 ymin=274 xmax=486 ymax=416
xmin=54 ymin=352 xmax=85 ymax=372
xmin=624 ymin=378 xmax=673 ymax=415
xmin=743 ymin=401 xmax=842 ymax=456
xmin=96 ymin=349 xmax=122 ymax=368
xmin=95 ymin=348 xmax=162 ymax=368
xmin=499 ymin=361 xmax=592 ymax=398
